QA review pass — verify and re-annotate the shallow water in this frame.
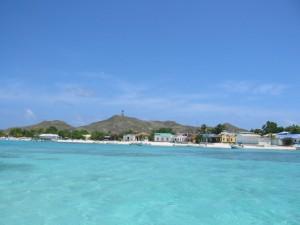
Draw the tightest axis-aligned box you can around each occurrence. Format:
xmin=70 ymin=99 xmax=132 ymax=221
xmin=0 ymin=141 xmax=300 ymax=225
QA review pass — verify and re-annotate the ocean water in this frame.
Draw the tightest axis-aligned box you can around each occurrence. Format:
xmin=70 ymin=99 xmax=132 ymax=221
xmin=0 ymin=141 xmax=300 ymax=225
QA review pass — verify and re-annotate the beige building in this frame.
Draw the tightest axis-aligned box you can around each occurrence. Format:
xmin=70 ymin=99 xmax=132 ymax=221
xmin=220 ymin=132 xmax=236 ymax=144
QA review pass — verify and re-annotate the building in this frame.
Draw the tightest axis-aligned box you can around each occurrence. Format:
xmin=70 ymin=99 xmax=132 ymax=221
xmin=220 ymin=132 xmax=236 ymax=144
xmin=236 ymin=132 xmax=260 ymax=145
xmin=83 ymin=134 xmax=91 ymax=140
xmin=103 ymin=136 xmax=111 ymax=141
xmin=274 ymin=132 xmax=300 ymax=146
xmin=123 ymin=134 xmax=137 ymax=142
xmin=201 ymin=133 xmax=221 ymax=143
xmin=39 ymin=133 xmax=59 ymax=141
xmin=154 ymin=133 xmax=174 ymax=142
xmin=174 ymin=133 xmax=188 ymax=143
xmin=135 ymin=132 xmax=150 ymax=141
xmin=258 ymin=136 xmax=272 ymax=146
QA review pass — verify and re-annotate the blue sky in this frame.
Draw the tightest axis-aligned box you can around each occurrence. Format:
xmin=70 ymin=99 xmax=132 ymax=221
xmin=0 ymin=0 xmax=300 ymax=129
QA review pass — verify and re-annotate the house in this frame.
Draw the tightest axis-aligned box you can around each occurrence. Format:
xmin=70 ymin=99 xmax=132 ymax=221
xmin=83 ymin=134 xmax=91 ymax=140
xmin=201 ymin=133 xmax=221 ymax=143
xmin=220 ymin=132 xmax=236 ymax=144
xmin=154 ymin=133 xmax=174 ymax=142
xmin=123 ymin=134 xmax=137 ymax=142
xmin=174 ymin=133 xmax=188 ymax=143
xmin=136 ymin=132 xmax=150 ymax=141
xmin=274 ymin=132 xmax=300 ymax=146
xmin=236 ymin=132 xmax=260 ymax=145
xmin=258 ymin=136 xmax=272 ymax=146
xmin=39 ymin=133 xmax=59 ymax=141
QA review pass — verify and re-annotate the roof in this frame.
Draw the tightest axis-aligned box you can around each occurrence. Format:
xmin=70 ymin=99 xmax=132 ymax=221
xmin=175 ymin=134 xmax=188 ymax=137
xmin=276 ymin=133 xmax=300 ymax=139
xmin=277 ymin=131 xmax=289 ymax=135
xmin=202 ymin=134 xmax=220 ymax=138
xmin=136 ymin=132 xmax=150 ymax=136
xmin=154 ymin=133 xmax=174 ymax=137
xmin=237 ymin=132 xmax=260 ymax=137
xmin=123 ymin=134 xmax=136 ymax=137
xmin=220 ymin=132 xmax=235 ymax=136
xmin=39 ymin=133 xmax=59 ymax=137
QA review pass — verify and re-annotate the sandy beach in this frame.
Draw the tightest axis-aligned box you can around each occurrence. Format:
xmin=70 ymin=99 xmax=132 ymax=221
xmin=1 ymin=137 xmax=297 ymax=150
xmin=53 ymin=139 xmax=297 ymax=150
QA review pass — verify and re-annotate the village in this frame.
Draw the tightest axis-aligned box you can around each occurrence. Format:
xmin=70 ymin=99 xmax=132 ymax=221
xmin=122 ymin=131 xmax=300 ymax=149
xmin=3 ymin=129 xmax=298 ymax=151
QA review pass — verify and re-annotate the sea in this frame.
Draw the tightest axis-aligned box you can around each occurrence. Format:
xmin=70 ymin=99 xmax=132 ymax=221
xmin=0 ymin=140 xmax=300 ymax=225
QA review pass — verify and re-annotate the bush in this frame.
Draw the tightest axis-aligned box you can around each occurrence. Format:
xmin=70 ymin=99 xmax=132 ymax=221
xmin=282 ymin=138 xmax=294 ymax=146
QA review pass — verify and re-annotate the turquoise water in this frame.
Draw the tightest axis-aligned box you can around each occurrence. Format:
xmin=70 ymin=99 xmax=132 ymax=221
xmin=1 ymin=141 xmax=300 ymax=225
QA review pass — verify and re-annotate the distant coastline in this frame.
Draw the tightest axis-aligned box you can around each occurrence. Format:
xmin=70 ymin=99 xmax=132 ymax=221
xmin=0 ymin=137 xmax=297 ymax=151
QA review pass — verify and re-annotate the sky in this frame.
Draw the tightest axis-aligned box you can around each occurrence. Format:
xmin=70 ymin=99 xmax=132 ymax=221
xmin=0 ymin=0 xmax=300 ymax=129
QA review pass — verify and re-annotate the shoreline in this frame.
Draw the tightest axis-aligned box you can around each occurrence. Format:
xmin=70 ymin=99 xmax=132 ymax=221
xmin=0 ymin=137 xmax=297 ymax=151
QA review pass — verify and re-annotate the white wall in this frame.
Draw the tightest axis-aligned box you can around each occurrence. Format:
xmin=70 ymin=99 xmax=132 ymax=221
xmin=236 ymin=134 xmax=260 ymax=145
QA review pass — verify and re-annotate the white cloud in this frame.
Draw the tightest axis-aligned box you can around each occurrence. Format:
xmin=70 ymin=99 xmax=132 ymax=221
xmin=24 ymin=108 xmax=36 ymax=120
xmin=221 ymin=81 xmax=287 ymax=95
xmin=1 ymin=73 xmax=299 ymax=128
xmin=61 ymin=84 xmax=94 ymax=98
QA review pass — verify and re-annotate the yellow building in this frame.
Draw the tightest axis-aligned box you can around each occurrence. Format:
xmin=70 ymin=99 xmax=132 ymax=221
xmin=220 ymin=132 xmax=236 ymax=144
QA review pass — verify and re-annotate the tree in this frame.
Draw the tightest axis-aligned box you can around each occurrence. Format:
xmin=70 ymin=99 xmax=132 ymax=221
xmin=212 ymin=124 xmax=225 ymax=134
xmin=9 ymin=128 xmax=25 ymax=137
xmin=123 ymin=130 xmax=134 ymax=135
xmin=155 ymin=128 xmax=174 ymax=134
xmin=109 ymin=133 xmax=121 ymax=141
xmin=250 ymin=128 xmax=263 ymax=135
xmin=195 ymin=134 xmax=204 ymax=143
xmin=282 ymin=138 xmax=294 ymax=146
xmin=71 ymin=130 xmax=88 ymax=139
xmin=23 ymin=129 xmax=35 ymax=138
xmin=262 ymin=121 xmax=283 ymax=134
xmin=45 ymin=126 xmax=58 ymax=134
xmin=58 ymin=130 xmax=72 ymax=139
xmin=285 ymin=125 xmax=300 ymax=134
xmin=91 ymin=131 xmax=106 ymax=140
xmin=199 ymin=124 xmax=207 ymax=134
xmin=0 ymin=130 xmax=6 ymax=137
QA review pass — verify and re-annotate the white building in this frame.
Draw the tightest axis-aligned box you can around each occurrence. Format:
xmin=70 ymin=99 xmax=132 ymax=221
xmin=123 ymin=134 xmax=137 ymax=142
xmin=236 ymin=132 xmax=260 ymax=145
xmin=274 ymin=132 xmax=300 ymax=146
xmin=39 ymin=134 xmax=59 ymax=141
xmin=258 ymin=136 xmax=272 ymax=146
xmin=154 ymin=133 xmax=174 ymax=142
xmin=174 ymin=133 xmax=188 ymax=143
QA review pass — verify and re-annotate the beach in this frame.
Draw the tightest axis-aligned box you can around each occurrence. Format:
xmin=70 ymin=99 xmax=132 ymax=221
xmin=1 ymin=137 xmax=296 ymax=151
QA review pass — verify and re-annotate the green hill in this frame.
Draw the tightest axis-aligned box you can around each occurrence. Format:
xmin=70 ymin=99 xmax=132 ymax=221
xmin=21 ymin=120 xmax=74 ymax=131
xmin=5 ymin=116 xmax=247 ymax=135
xmin=223 ymin=122 xmax=247 ymax=133
xmin=79 ymin=115 xmax=199 ymax=134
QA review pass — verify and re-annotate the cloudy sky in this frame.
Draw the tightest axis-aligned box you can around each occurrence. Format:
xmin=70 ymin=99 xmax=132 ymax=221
xmin=0 ymin=0 xmax=299 ymax=129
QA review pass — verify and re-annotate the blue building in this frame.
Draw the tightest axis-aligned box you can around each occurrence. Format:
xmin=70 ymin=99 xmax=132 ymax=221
xmin=275 ymin=132 xmax=300 ymax=145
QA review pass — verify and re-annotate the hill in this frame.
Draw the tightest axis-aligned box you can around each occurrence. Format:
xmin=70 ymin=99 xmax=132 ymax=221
xmin=4 ymin=116 xmax=247 ymax=135
xmin=223 ymin=122 xmax=247 ymax=133
xmin=20 ymin=120 xmax=74 ymax=131
xmin=79 ymin=115 xmax=199 ymax=134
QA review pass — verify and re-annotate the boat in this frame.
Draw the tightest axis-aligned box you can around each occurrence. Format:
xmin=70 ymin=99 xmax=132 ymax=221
xmin=129 ymin=142 xmax=143 ymax=146
xmin=294 ymin=144 xmax=300 ymax=150
xmin=231 ymin=144 xmax=244 ymax=149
